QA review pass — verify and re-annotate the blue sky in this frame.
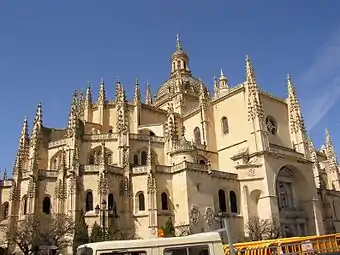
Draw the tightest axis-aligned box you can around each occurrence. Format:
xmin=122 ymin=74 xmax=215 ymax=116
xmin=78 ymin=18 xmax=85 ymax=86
xmin=1 ymin=1 xmax=340 ymax=174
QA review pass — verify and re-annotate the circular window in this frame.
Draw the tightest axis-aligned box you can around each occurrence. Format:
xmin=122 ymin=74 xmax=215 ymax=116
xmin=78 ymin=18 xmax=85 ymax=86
xmin=265 ymin=115 xmax=277 ymax=135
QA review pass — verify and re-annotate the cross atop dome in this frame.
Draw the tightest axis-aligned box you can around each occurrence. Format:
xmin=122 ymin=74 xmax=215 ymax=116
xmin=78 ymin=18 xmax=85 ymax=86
xmin=176 ymin=33 xmax=182 ymax=51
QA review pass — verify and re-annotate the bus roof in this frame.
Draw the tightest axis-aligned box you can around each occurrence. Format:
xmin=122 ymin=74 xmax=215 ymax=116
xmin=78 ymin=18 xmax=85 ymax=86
xmin=78 ymin=232 xmax=221 ymax=250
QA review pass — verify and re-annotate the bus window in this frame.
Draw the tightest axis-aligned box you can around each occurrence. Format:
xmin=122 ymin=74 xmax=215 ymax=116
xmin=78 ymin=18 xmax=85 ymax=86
xmin=164 ymin=246 xmax=209 ymax=255
xmin=101 ymin=252 xmax=146 ymax=255
xmin=77 ymin=247 xmax=93 ymax=255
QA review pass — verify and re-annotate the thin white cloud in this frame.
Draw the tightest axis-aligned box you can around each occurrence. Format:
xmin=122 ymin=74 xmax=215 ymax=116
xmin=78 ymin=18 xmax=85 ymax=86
xmin=299 ymin=30 xmax=340 ymax=131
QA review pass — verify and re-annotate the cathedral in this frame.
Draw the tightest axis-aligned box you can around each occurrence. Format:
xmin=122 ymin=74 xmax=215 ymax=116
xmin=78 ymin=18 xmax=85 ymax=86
xmin=1 ymin=34 xmax=340 ymax=250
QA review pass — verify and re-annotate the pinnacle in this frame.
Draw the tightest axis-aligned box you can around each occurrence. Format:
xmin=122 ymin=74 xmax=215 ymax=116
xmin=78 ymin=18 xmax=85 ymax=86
xmin=176 ymin=33 xmax=182 ymax=51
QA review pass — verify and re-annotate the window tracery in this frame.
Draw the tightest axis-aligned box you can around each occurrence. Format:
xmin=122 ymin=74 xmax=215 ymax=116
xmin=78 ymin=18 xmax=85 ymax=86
xmin=277 ymin=181 xmax=293 ymax=209
xmin=194 ymin=127 xmax=201 ymax=144
xmin=50 ymin=151 xmax=63 ymax=170
xmin=221 ymin=117 xmax=229 ymax=134
xmin=265 ymin=115 xmax=277 ymax=135
xmin=88 ymin=147 xmax=113 ymax=165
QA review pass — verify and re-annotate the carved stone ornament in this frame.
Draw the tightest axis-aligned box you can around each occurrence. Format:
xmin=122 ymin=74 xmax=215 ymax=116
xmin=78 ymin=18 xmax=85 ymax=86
xmin=204 ymin=207 xmax=214 ymax=225
xmin=248 ymin=168 xmax=255 ymax=177
xmin=68 ymin=174 xmax=76 ymax=195
xmin=10 ymin=180 xmax=20 ymax=201
xmin=98 ymin=173 xmax=108 ymax=196
xmin=120 ymin=176 xmax=131 ymax=196
xmin=189 ymin=204 xmax=200 ymax=224
xmin=28 ymin=177 xmax=35 ymax=198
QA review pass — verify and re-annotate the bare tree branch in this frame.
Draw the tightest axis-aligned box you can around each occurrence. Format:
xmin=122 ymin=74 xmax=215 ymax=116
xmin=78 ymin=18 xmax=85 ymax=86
xmin=246 ymin=216 xmax=281 ymax=241
xmin=1 ymin=213 xmax=75 ymax=255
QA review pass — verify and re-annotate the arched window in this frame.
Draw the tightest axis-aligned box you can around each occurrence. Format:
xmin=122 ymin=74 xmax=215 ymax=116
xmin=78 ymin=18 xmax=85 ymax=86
xmin=89 ymin=155 xmax=95 ymax=165
xmin=141 ymin=151 xmax=147 ymax=165
xmin=221 ymin=117 xmax=229 ymax=134
xmin=138 ymin=193 xmax=145 ymax=211
xmin=43 ymin=197 xmax=51 ymax=215
xmin=108 ymin=193 xmax=117 ymax=216
xmin=133 ymin=155 xmax=139 ymax=165
xmin=52 ymin=158 xmax=58 ymax=169
xmin=85 ymin=191 xmax=93 ymax=212
xmin=218 ymin=189 xmax=227 ymax=212
xmin=161 ymin=192 xmax=168 ymax=210
xmin=194 ymin=127 xmax=201 ymax=144
xmin=230 ymin=191 xmax=237 ymax=213
xmin=199 ymin=159 xmax=206 ymax=165
xmin=108 ymin=129 xmax=113 ymax=134
xmin=23 ymin=197 xmax=28 ymax=215
xmin=3 ymin=202 xmax=9 ymax=219
xmin=107 ymin=152 xmax=113 ymax=165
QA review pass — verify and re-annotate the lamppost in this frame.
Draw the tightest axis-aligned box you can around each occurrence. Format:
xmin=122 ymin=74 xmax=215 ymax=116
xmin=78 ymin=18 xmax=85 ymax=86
xmin=95 ymin=199 xmax=117 ymax=241
xmin=215 ymin=211 xmax=235 ymax=255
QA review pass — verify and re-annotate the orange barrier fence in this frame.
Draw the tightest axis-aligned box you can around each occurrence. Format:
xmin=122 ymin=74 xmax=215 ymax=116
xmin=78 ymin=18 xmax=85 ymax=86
xmin=224 ymin=233 xmax=340 ymax=255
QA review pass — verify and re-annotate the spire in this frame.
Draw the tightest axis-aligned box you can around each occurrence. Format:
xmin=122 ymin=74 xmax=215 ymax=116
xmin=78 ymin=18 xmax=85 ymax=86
xmin=213 ymin=76 xmax=219 ymax=98
xmin=29 ymin=103 xmax=43 ymax=173
xmin=145 ymin=81 xmax=152 ymax=105
xmin=245 ymin=55 xmax=263 ymax=120
xmin=326 ymin=129 xmax=337 ymax=160
xmin=85 ymin=81 xmax=92 ymax=108
xmin=12 ymin=151 xmax=21 ymax=176
xmin=115 ymin=77 xmax=121 ymax=102
xmin=67 ymin=90 xmax=78 ymax=137
xmin=176 ymin=33 xmax=182 ymax=51
xmin=31 ymin=102 xmax=43 ymax=144
xmin=97 ymin=77 xmax=106 ymax=105
xmin=199 ymin=80 xmax=208 ymax=110
xmin=219 ymin=69 xmax=228 ymax=88
xmin=287 ymin=74 xmax=306 ymax=133
xmin=19 ymin=116 xmax=30 ymax=160
xmin=246 ymin=55 xmax=258 ymax=89
xmin=134 ymin=78 xmax=141 ymax=104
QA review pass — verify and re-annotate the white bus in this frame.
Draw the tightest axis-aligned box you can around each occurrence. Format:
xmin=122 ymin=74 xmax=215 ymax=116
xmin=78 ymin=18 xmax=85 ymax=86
xmin=76 ymin=232 xmax=224 ymax=255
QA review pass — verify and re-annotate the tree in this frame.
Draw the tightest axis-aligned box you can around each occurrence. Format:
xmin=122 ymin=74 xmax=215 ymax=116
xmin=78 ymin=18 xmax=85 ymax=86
xmin=90 ymin=222 xmax=102 ymax=243
xmin=3 ymin=214 xmax=42 ymax=255
xmin=39 ymin=213 xmax=75 ymax=252
xmin=162 ymin=217 xmax=175 ymax=237
xmin=246 ymin=216 xmax=281 ymax=241
xmin=73 ymin=210 xmax=89 ymax=254
xmin=2 ymin=213 xmax=74 ymax=255
xmin=106 ymin=219 xmax=121 ymax=241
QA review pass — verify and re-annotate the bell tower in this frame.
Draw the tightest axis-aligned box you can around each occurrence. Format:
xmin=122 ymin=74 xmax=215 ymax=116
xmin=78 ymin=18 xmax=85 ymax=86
xmin=170 ymin=34 xmax=191 ymax=78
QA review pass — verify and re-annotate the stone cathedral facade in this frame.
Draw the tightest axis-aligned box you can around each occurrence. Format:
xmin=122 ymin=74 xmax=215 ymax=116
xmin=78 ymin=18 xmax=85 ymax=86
xmin=1 ymin=34 xmax=340 ymax=250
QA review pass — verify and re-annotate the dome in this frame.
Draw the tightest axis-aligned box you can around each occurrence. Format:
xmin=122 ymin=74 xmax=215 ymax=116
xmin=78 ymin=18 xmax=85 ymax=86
xmin=171 ymin=49 xmax=189 ymax=60
xmin=155 ymin=74 xmax=203 ymax=101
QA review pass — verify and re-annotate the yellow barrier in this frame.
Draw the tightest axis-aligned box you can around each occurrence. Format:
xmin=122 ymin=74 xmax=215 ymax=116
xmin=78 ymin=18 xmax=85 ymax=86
xmin=224 ymin=233 xmax=340 ymax=255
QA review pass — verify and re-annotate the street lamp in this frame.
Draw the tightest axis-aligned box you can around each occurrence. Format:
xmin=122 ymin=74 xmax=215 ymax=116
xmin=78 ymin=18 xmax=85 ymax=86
xmin=95 ymin=199 xmax=117 ymax=241
xmin=215 ymin=211 xmax=235 ymax=255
